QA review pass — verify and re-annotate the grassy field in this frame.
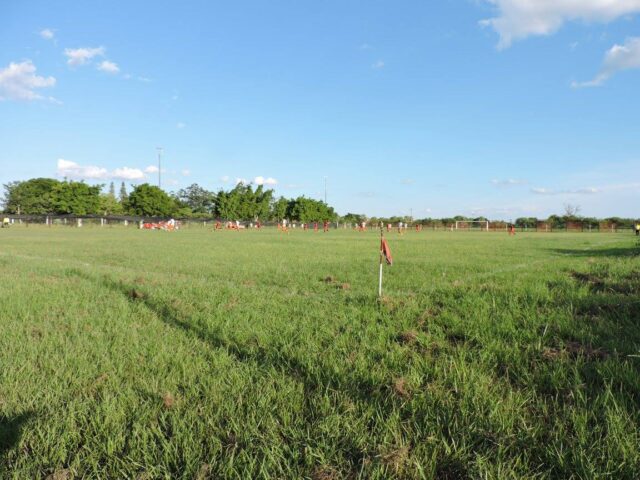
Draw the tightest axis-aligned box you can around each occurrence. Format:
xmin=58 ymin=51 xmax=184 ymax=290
xmin=0 ymin=226 xmax=639 ymax=479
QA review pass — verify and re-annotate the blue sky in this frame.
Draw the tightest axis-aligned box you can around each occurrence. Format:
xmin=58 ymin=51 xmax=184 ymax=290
xmin=1 ymin=0 xmax=639 ymax=219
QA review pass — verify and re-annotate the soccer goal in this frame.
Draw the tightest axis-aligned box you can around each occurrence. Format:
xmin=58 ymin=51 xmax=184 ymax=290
xmin=455 ymin=220 xmax=489 ymax=231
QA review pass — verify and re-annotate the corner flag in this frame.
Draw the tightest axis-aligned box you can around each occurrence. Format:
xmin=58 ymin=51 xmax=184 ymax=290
xmin=379 ymin=230 xmax=392 ymax=297
xmin=381 ymin=237 xmax=393 ymax=266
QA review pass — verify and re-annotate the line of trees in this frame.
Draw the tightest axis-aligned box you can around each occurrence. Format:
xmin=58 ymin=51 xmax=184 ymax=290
xmin=2 ymin=179 xmax=636 ymax=226
xmin=1 ymin=178 xmax=337 ymax=222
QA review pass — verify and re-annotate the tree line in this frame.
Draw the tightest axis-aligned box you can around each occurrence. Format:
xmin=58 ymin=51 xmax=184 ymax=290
xmin=1 ymin=178 xmax=337 ymax=222
xmin=2 ymin=179 xmax=636 ymax=226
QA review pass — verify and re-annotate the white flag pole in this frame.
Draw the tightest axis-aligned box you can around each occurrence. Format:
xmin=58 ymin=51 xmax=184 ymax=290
xmin=378 ymin=226 xmax=384 ymax=298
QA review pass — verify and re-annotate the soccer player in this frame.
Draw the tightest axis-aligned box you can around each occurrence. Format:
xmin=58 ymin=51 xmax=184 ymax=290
xmin=635 ymin=222 xmax=640 ymax=236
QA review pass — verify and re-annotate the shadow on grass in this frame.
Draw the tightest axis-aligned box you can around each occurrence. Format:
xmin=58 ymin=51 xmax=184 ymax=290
xmin=68 ymin=269 xmax=385 ymax=408
xmin=0 ymin=412 xmax=31 ymax=455
xmin=552 ymin=246 xmax=640 ymax=258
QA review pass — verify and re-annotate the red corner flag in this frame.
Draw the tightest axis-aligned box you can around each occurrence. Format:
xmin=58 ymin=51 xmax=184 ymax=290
xmin=381 ymin=237 xmax=393 ymax=266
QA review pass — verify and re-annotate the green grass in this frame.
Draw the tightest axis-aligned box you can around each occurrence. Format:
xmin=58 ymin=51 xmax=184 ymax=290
xmin=1 ymin=226 xmax=639 ymax=479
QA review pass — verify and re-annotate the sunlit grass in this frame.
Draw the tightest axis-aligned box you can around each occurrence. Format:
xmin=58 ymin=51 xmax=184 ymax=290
xmin=1 ymin=226 xmax=638 ymax=478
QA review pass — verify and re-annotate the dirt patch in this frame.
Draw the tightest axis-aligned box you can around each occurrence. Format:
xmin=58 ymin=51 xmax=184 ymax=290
xmin=322 ymin=276 xmax=336 ymax=284
xmin=392 ymin=377 xmax=410 ymax=398
xmin=337 ymin=283 xmax=350 ymax=291
xmin=542 ymin=341 xmax=610 ymax=361
xmin=311 ymin=466 xmax=340 ymax=480
xmin=162 ymin=391 xmax=175 ymax=409
xmin=45 ymin=469 xmax=72 ymax=480
xmin=129 ymin=288 xmax=146 ymax=300
xmin=224 ymin=297 xmax=239 ymax=310
xmin=397 ymin=330 xmax=418 ymax=345
xmin=195 ymin=464 xmax=212 ymax=480
xmin=380 ymin=445 xmax=410 ymax=474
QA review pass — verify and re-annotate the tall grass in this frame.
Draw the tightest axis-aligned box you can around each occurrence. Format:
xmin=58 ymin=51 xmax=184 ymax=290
xmin=0 ymin=227 xmax=638 ymax=478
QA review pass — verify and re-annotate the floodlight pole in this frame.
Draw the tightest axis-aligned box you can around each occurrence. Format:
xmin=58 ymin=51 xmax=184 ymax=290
xmin=324 ymin=176 xmax=327 ymax=204
xmin=157 ymin=147 xmax=163 ymax=188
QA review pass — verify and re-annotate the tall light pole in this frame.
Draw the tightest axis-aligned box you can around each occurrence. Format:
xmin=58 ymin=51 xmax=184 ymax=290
xmin=156 ymin=147 xmax=163 ymax=188
xmin=324 ymin=176 xmax=327 ymax=204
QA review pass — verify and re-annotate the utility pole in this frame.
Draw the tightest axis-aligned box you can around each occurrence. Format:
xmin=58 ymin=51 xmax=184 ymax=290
xmin=324 ymin=176 xmax=327 ymax=204
xmin=156 ymin=147 xmax=163 ymax=188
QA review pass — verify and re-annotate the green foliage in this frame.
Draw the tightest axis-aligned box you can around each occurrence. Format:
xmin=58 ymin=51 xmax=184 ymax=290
xmin=214 ymin=183 xmax=274 ymax=220
xmin=515 ymin=217 xmax=538 ymax=228
xmin=271 ymin=197 xmax=290 ymax=221
xmin=176 ymin=183 xmax=215 ymax=214
xmin=2 ymin=178 xmax=61 ymax=214
xmin=127 ymin=183 xmax=177 ymax=217
xmin=341 ymin=212 xmax=367 ymax=224
xmin=119 ymin=182 xmax=128 ymax=204
xmin=51 ymin=181 xmax=103 ymax=215
xmin=288 ymin=196 xmax=336 ymax=222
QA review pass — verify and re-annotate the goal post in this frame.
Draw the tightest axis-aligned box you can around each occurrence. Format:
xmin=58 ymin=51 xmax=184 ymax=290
xmin=455 ymin=220 xmax=489 ymax=231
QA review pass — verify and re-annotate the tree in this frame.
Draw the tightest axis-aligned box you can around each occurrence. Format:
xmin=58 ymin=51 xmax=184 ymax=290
xmin=515 ymin=217 xmax=538 ymax=228
xmin=271 ymin=197 xmax=290 ymax=221
xmin=288 ymin=196 xmax=336 ymax=223
xmin=51 ymin=181 xmax=102 ymax=215
xmin=2 ymin=178 xmax=61 ymax=214
xmin=563 ymin=203 xmax=581 ymax=218
xmin=214 ymin=183 xmax=275 ymax=220
xmin=341 ymin=213 xmax=366 ymax=224
xmin=99 ymin=182 xmax=123 ymax=215
xmin=127 ymin=184 xmax=177 ymax=217
xmin=176 ymin=184 xmax=215 ymax=215
xmin=119 ymin=182 xmax=128 ymax=204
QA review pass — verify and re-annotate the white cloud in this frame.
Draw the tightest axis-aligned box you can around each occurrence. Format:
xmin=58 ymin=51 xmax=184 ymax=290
xmin=97 ymin=60 xmax=120 ymax=74
xmin=57 ymin=159 xmax=108 ymax=179
xmin=372 ymin=60 xmax=385 ymax=69
xmin=144 ymin=165 xmax=159 ymax=174
xmin=491 ymin=178 xmax=527 ymax=187
xmin=111 ymin=167 xmax=145 ymax=180
xmin=572 ymin=37 xmax=640 ymax=87
xmin=39 ymin=29 xmax=54 ymax=40
xmin=235 ymin=177 xmax=248 ymax=185
xmin=253 ymin=176 xmax=278 ymax=186
xmin=181 ymin=169 xmax=191 ymax=176
xmin=176 ymin=122 xmax=186 ymax=129
xmin=531 ymin=186 xmax=600 ymax=195
xmin=57 ymin=159 xmax=144 ymax=180
xmin=0 ymin=60 xmax=56 ymax=102
xmin=401 ymin=179 xmax=415 ymax=185
xmin=220 ymin=175 xmax=231 ymax=183
xmin=64 ymin=46 xmax=105 ymax=66
xmin=480 ymin=0 xmax=640 ymax=49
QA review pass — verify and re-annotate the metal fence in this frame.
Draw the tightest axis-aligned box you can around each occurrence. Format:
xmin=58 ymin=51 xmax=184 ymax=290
xmin=0 ymin=215 xmax=634 ymax=233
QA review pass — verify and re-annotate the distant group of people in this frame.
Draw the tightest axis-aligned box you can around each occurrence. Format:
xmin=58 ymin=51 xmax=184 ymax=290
xmin=141 ymin=219 xmax=179 ymax=231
